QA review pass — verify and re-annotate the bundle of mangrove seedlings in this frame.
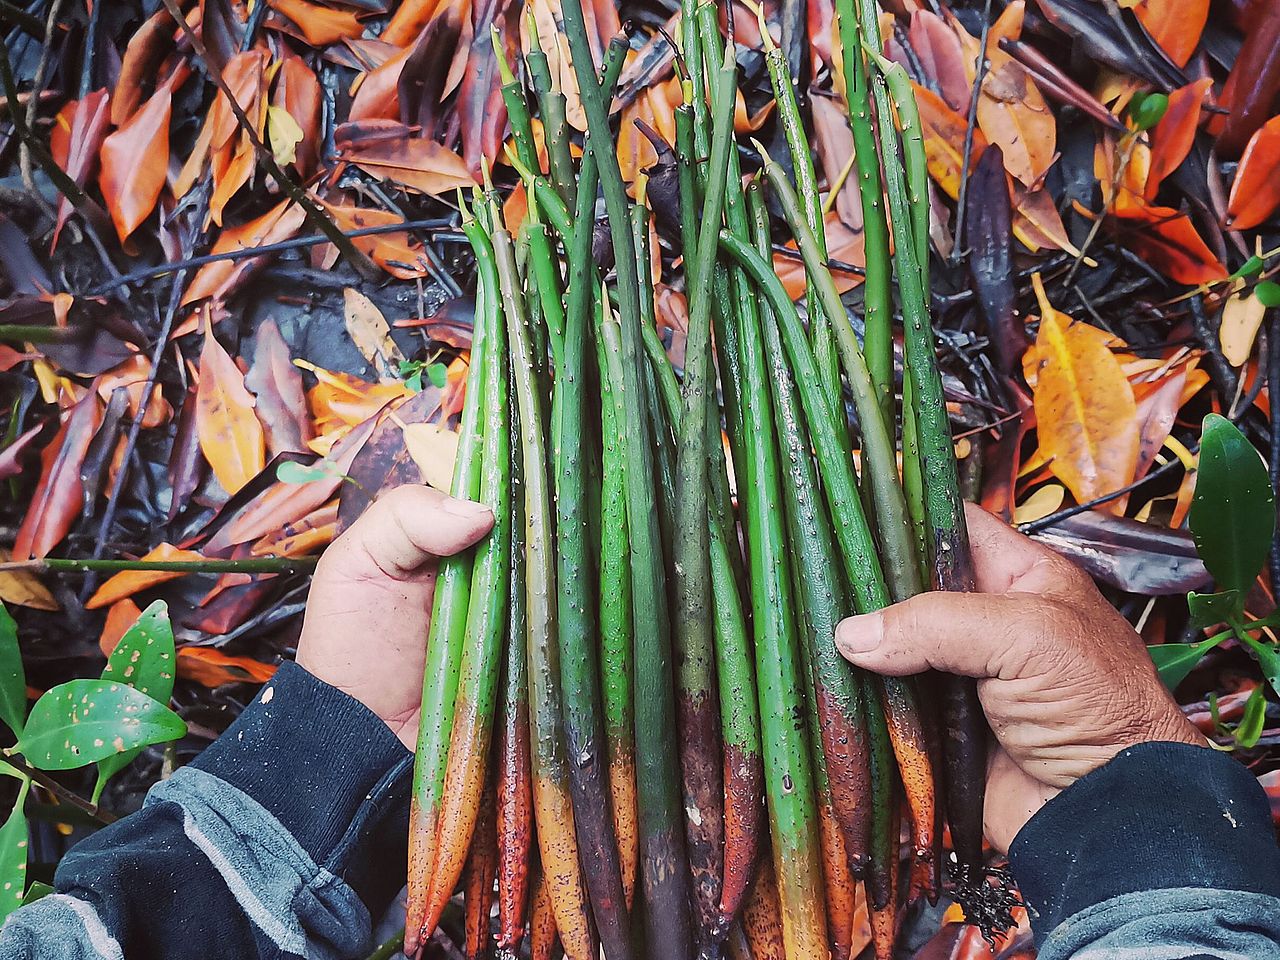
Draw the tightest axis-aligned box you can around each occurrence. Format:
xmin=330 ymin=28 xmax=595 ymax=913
xmin=403 ymin=0 xmax=1014 ymax=957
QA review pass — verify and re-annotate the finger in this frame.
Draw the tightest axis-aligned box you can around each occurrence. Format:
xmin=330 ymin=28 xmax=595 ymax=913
xmin=336 ymin=485 xmax=494 ymax=577
xmin=834 ymin=590 xmax=1064 ymax=680
xmin=963 ymin=502 xmax=1080 ymax=596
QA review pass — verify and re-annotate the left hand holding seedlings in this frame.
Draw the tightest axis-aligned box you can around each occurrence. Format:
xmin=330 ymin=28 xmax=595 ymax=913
xmin=295 ymin=485 xmax=494 ymax=750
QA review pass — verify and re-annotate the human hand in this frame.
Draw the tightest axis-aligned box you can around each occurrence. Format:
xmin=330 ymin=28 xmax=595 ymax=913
xmin=835 ymin=503 xmax=1204 ymax=852
xmin=296 ymin=485 xmax=494 ymax=750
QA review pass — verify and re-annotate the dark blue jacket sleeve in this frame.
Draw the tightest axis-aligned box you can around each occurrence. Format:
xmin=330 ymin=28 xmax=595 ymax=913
xmin=0 ymin=662 xmax=411 ymax=960
xmin=1009 ymin=740 xmax=1280 ymax=959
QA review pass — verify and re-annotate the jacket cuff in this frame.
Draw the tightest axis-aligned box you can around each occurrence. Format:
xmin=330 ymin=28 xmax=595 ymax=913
xmin=191 ymin=661 xmax=412 ymax=911
xmin=1009 ymin=740 xmax=1280 ymax=946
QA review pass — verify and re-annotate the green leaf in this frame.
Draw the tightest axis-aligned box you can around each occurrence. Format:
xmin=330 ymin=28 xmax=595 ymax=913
xmin=1230 ymin=255 xmax=1265 ymax=281
xmin=15 ymin=679 xmax=186 ymax=771
xmin=1189 ymin=414 xmax=1276 ymax=595
xmin=1256 ymin=280 xmax=1280 ymax=308
xmin=0 ymin=780 xmax=29 ymax=923
xmin=0 ymin=602 xmax=24 ymax=740
xmin=1149 ymin=635 xmax=1225 ymax=691
xmin=1234 ymin=686 xmax=1267 ymax=749
xmin=426 ymin=362 xmax=448 ymax=389
xmin=1238 ymin=632 xmax=1280 ymax=698
xmin=276 ymin=459 xmax=343 ymax=485
xmin=20 ymin=881 xmax=51 ymax=906
xmin=1130 ymin=91 xmax=1168 ymax=131
xmin=94 ymin=600 xmax=176 ymax=802
xmin=1187 ymin=590 xmax=1244 ymax=630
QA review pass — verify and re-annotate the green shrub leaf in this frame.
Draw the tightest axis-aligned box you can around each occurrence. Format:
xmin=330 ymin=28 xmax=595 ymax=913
xmin=15 ymin=679 xmax=186 ymax=771
xmin=0 ymin=780 xmax=29 ymax=923
xmin=1187 ymin=590 xmax=1244 ymax=630
xmin=1256 ymin=280 xmax=1280 ymax=309
xmin=1189 ymin=414 xmax=1276 ymax=596
xmin=94 ymin=601 xmax=177 ymax=802
xmin=1234 ymin=686 xmax=1267 ymax=749
xmin=0 ymin=602 xmax=25 ymax=740
xmin=1149 ymin=634 xmax=1226 ymax=691
xmin=1237 ymin=632 xmax=1280 ymax=698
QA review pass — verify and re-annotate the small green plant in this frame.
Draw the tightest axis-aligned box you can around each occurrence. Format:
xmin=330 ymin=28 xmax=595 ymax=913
xmin=398 ymin=358 xmax=448 ymax=394
xmin=1149 ymin=414 xmax=1279 ymax=746
xmin=0 ymin=599 xmax=185 ymax=920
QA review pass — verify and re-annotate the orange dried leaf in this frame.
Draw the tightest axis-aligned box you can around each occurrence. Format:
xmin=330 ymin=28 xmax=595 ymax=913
xmin=1113 ymin=192 xmax=1228 ymax=285
xmin=112 ymin=8 xmax=174 ymax=125
xmin=50 ymin=90 xmax=111 ymax=249
xmin=13 ymin=393 xmax=103 ymax=560
xmin=1030 ymin=280 xmax=1140 ymax=512
xmin=196 ymin=323 xmax=266 ymax=496
xmin=177 ymin=647 xmax=278 ymax=687
xmin=1226 ymin=115 xmax=1280 ymax=231
xmin=976 ymin=2 xmax=1056 ymax=188
xmin=275 ymin=54 xmax=323 ymax=177
xmin=1146 ymin=78 xmax=1212 ymax=200
xmin=383 ymin=0 xmax=443 ymax=46
xmin=268 ymin=0 xmax=362 ymax=45
xmin=86 ymin=543 xmax=207 ymax=609
xmin=99 ymin=80 xmax=172 ymax=243
xmin=1129 ymin=0 xmax=1209 ymax=68
xmin=98 ymin=599 xmax=143 ymax=655
xmin=182 ymin=199 xmax=308 ymax=307
xmin=317 ymin=198 xmax=428 ymax=279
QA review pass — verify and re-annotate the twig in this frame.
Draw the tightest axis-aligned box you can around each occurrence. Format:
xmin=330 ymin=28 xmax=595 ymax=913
xmin=0 ymin=1 xmax=43 ymax=35
xmin=364 ymin=930 xmax=405 ymax=960
xmin=769 ymin=241 xmax=866 ymax=277
xmin=157 ymin=0 xmax=380 ymax=280
xmin=79 ymin=0 xmax=101 ymax=98
xmin=5 ymin=753 xmax=118 ymax=826
xmin=5 ymin=556 xmax=320 ymax=576
xmin=88 ymin=217 xmax=455 ymax=296
xmin=19 ymin=0 xmax=66 ymax=227
xmin=1270 ymin=312 xmax=1280 ymax=602
xmin=951 ymin=0 xmax=993 ymax=261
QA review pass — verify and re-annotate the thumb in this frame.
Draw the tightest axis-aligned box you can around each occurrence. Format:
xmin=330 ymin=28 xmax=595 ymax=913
xmin=835 ymin=591 xmax=1061 ymax=680
xmin=331 ymin=485 xmax=494 ymax=579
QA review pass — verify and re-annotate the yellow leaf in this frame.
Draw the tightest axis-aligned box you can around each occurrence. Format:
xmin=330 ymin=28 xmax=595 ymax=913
xmin=1220 ymin=291 xmax=1266 ymax=367
xmin=402 ymin=421 xmax=459 ymax=490
xmin=1031 ymin=278 xmax=1140 ymax=512
xmin=1013 ymin=483 xmax=1065 ymax=524
xmin=0 ymin=547 xmax=56 ymax=611
xmin=266 ymin=104 xmax=303 ymax=166
xmin=196 ymin=318 xmax=266 ymax=495
xmin=342 ymin=288 xmax=406 ymax=379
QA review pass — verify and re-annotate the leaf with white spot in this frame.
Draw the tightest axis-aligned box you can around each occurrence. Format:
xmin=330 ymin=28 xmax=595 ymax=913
xmin=15 ymin=679 xmax=186 ymax=771
xmin=94 ymin=600 xmax=177 ymax=802
xmin=0 ymin=602 xmax=25 ymax=739
xmin=0 ymin=780 xmax=30 ymax=922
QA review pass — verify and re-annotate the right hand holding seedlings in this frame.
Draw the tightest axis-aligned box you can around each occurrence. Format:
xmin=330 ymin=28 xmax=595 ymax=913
xmin=835 ymin=503 xmax=1205 ymax=853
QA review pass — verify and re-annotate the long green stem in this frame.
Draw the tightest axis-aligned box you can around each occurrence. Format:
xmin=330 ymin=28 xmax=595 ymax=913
xmin=559 ymin=3 xmax=693 ymax=952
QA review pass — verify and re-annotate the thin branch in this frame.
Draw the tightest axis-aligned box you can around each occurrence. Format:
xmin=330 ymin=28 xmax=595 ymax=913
xmin=157 ymin=0 xmax=380 ymax=280
xmin=0 ymin=1 xmax=43 ymax=35
xmin=89 ymin=218 xmax=457 ymax=296
xmin=1 ymin=556 xmax=320 ymax=576
xmin=5 ymin=753 xmax=117 ymax=826
xmin=951 ymin=0 xmax=993 ymax=261
xmin=364 ymin=930 xmax=405 ymax=960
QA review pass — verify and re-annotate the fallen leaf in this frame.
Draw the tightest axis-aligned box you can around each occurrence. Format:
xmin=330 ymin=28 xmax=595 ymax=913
xmin=267 ymin=0 xmax=362 ymax=45
xmin=317 ymin=199 xmax=428 ymax=279
xmin=908 ymin=10 xmax=970 ymax=113
xmin=49 ymin=91 xmax=111 ymax=250
xmin=773 ymin=212 xmax=865 ymax=298
xmin=244 ymin=319 xmax=314 ymax=456
xmin=13 ymin=392 xmax=103 ymax=560
xmin=182 ymin=199 xmax=308 ymax=307
xmin=1220 ymin=290 xmax=1267 ymax=366
xmin=1030 ymin=277 xmax=1140 ymax=512
xmin=86 ymin=543 xmax=208 ymax=609
xmin=402 ymin=420 xmax=460 ymax=489
xmin=303 ymin=362 xmax=412 ymax=432
xmin=273 ymin=55 xmax=322 ymax=178
xmin=0 ymin=422 xmax=46 ymax=481
xmin=344 ymin=137 xmax=476 ymax=196
xmin=1013 ymin=482 xmax=1066 ymax=524
xmin=1129 ymin=0 xmax=1209 ymax=67
xmin=1226 ymin=115 xmax=1280 ymax=231
xmin=0 ymin=547 xmax=56 ymax=611
xmin=177 ymin=647 xmax=278 ymax=687
xmin=112 ymin=8 xmax=175 ymax=125
xmin=250 ymin=499 xmax=339 ymax=556
xmin=344 ymin=288 xmax=407 ymax=379
xmin=976 ymin=2 xmax=1056 ymax=189
xmin=96 ymin=355 xmax=171 ymax=429
xmin=98 ymin=599 xmax=142 ymax=655
xmin=266 ymin=104 xmax=303 ymax=166
xmin=1112 ymin=191 xmax=1228 ymax=285
xmin=383 ymin=0 xmax=444 ymax=45
xmin=196 ymin=322 xmax=266 ymax=495
xmin=1145 ymin=78 xmax=1211 ymax=200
